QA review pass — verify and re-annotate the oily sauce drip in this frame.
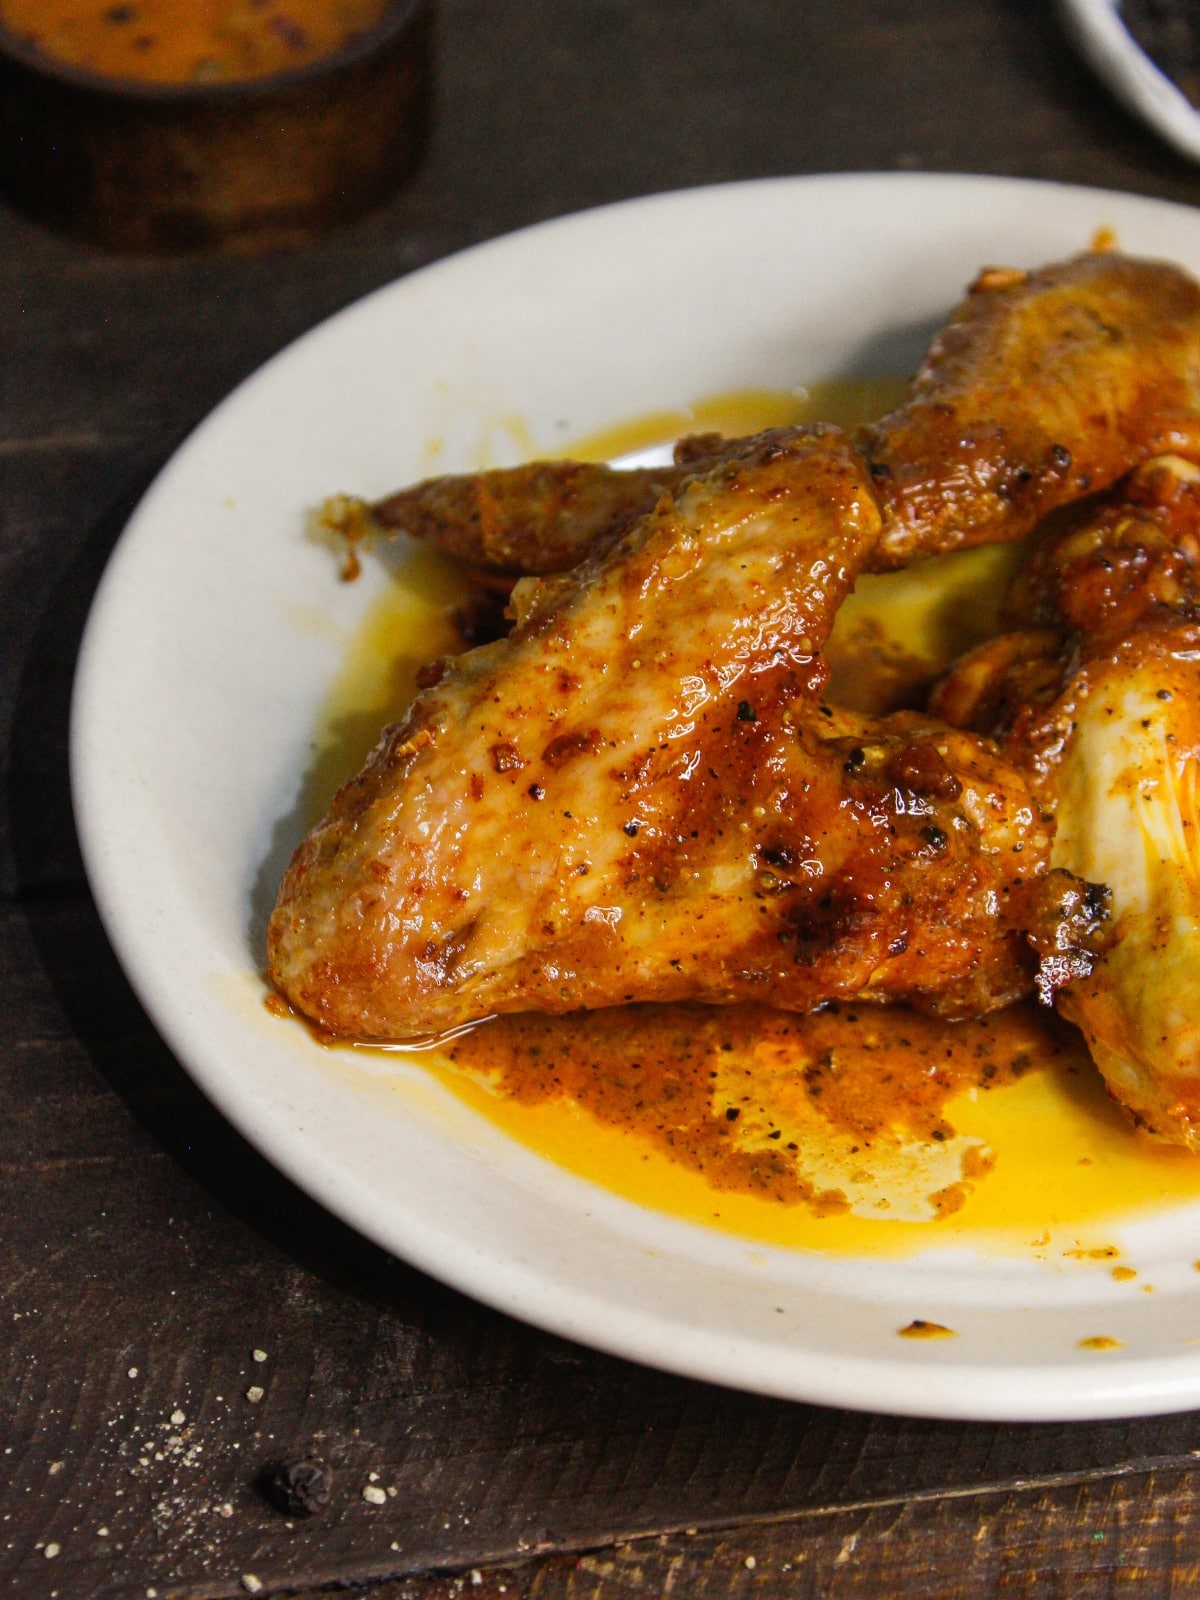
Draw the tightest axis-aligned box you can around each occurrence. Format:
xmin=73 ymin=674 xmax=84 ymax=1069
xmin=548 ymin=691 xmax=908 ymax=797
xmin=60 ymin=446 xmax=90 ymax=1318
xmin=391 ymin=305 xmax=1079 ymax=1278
xmin=443 ymin=999 xmax=1071 ymax=1222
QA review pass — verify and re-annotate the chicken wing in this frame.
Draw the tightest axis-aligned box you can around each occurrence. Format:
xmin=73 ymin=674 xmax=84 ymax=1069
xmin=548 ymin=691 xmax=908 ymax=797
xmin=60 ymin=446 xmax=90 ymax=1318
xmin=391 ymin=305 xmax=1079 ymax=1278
xmin=933 ymin=457 xmax=1200 ymax=1145
xmin=327 ymin=251 xmax=1200 ymax=585
xmin=270 ymin=427 xmax=1105 ymax=1041
xmin=863 ymin=252 xmax=1200 ymax=567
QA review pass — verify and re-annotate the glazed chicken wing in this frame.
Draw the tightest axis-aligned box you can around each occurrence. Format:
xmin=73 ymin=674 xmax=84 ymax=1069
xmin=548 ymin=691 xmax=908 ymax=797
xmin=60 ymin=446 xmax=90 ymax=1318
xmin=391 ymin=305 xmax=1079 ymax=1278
xmin=933 ymin=457 xmax=1200 ymax=1145
xmin=326 ymin=251 xmax=1200 ymax=584
xmin=270 ymin=428 xmax=1104 ymax=1041
xmin=863 ymin=252 xmax=1200 ymax=566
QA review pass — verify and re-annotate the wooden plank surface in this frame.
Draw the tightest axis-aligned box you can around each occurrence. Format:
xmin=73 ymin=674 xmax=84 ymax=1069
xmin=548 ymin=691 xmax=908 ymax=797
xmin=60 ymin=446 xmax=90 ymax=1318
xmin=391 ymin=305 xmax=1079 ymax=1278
xmin=327 ymin=1466 xmax=1200 ymax=1599
xmin=6 ymin=2 xmax=1200 ymax=1596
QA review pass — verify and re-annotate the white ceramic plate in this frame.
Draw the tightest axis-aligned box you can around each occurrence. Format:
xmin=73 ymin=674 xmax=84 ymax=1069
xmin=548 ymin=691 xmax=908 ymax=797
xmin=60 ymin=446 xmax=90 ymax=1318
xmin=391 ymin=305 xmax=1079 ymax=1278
xmin=71 ymin=174 xmax=1200 ymax=1421
xmin=1058 ymin=0 xmax=1200 ymax=166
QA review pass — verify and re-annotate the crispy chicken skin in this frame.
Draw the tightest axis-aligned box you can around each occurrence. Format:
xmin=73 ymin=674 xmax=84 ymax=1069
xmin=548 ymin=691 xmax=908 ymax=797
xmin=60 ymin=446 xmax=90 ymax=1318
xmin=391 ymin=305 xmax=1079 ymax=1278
xmin=328 ymin=251 xmax=1200 ymax=584
xmin=933 ymin=458 xmax=1200 ymax=1146
xmin=862 ymin=252 xmax=1200 ymax=567
xmin=270 ymin=428 xmax=1102 ymax=1041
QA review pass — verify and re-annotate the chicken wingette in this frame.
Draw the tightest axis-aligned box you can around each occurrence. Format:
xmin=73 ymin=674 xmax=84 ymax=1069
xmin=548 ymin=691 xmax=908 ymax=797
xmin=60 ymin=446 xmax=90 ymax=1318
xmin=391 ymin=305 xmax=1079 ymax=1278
xmin=862 ymin=251 xmax=1200 ymax=566
xmin=326 ymin=250 xmax=1200 ymax=584
xmin=270 ymin=427 xmax=1105 ymax=1040
xmin=933 ymin=457 xmax=1200 ymax=1146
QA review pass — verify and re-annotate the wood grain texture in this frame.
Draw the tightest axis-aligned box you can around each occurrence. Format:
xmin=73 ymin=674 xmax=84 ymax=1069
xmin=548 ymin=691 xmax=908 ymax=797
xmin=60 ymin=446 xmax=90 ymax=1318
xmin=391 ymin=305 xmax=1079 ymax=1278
xmin=297 ymin=1466 xmax=1200 ymax=1598
xmin=6 ymin=2 xmax=1200 ymax=1597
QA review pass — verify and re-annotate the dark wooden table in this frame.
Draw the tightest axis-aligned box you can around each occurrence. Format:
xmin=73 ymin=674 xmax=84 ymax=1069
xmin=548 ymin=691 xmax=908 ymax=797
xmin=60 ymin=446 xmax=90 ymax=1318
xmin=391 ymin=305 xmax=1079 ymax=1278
xmin=8 ymin=3 xmax=1200 ymax=1595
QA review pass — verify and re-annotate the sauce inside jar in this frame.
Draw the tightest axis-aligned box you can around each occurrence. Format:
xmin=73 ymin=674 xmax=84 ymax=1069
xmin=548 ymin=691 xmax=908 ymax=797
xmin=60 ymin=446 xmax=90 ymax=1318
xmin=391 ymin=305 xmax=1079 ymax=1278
xmin=0 ymin=0 xmax=392 ymax=84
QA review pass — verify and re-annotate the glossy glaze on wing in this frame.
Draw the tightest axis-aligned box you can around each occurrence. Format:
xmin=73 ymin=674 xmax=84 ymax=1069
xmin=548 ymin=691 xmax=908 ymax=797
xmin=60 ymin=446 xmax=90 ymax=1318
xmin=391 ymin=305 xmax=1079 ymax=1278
xmin=862 ymin=253 xmax=1200 ymax=566
xmin=269 ymin=427 xmax=1101 ymax=1040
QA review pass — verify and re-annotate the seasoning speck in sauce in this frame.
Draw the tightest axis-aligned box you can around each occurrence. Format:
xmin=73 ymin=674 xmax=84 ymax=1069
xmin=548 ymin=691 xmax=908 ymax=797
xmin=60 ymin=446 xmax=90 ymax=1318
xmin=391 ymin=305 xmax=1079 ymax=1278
xmin=0 ymin=0 xmax=392 ymax=83
xmin=443 ymin=1000 xmax=1057 ymax=1223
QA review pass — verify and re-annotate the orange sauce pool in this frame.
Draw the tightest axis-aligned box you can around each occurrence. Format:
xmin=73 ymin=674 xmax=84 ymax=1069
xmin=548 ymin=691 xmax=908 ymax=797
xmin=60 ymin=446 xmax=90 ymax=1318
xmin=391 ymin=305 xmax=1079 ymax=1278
xmin=425 ymin=998 xmax=1200 ymax=1257
xmin=0 ymin=0 xmax=391 ymax=83
xmin=308 ymin=383 xmax=1200 ymax=1259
